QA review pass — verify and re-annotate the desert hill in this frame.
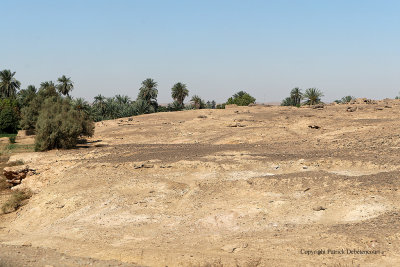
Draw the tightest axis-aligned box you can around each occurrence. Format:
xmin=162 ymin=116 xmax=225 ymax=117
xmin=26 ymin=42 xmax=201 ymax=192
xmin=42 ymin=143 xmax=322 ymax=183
xmin=1 ymin=99 xmax=400 ymax=266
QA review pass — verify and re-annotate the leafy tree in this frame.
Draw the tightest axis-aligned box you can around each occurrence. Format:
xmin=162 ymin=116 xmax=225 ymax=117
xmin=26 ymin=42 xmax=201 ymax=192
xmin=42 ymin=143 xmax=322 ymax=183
xmin=303 ymin=88 xmax=324 ymax=105
xmin=191 ymin=95 xmax=205 ymax=109
xmin=0 ymin=70 xmax=21 ymax=98
xmin=137 ymin=78 xmax=158 ymax=112
xmin=20 ymin=82 xmax=61 ymax=131
xmin=171 ymin=82 xmax=189 ymax=110
xmin=226 ymin=91 xmax=256 ymax=106
xmin=57 ymin=75 xmax=74 ymax=97
xmin=34 ymin=97 xmax=94 ymax=151
xmin=0 ymin=99 xmax=19 ymax=133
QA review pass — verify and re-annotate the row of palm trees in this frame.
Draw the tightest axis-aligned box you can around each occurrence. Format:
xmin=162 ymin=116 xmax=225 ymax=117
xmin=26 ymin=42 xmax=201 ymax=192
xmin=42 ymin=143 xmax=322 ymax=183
xmin=0 ymin=69 xmax=74 ymax=99
xmin=281 ymin=87 xmax=324 ymax=106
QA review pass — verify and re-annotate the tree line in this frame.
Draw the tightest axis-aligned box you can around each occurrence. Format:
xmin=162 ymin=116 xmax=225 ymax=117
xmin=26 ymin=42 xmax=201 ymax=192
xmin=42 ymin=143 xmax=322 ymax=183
xmin=281 ymin=87 xmax=360 ymax=106
xmin=0 ymin=69 xmax=257 ymax=151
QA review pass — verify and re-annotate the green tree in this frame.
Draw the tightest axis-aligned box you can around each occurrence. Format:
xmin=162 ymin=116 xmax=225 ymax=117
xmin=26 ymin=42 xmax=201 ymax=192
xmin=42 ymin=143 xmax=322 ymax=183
xmin=17 ymin=85 xmax=37 ymax=107
xmin=0 ymin=99 xmax=19 ymax=133
xmin=211 ymin=100 xmax=216 ymax=109
xmin=137 ymin=78 xmax=158 ymax=112
xmin=115 ymin=94 xmax=131 ymax=105
xmin=133 ymin=99 xmax=153 ymax=115
xmin=0 ymin=70 xmax=21 ymax=98
xmin=34 ymin=97 xmax=94 ymax=151
xmin=290 ymin=87 xmax=303 ymax=106
xmin=281 ymin=97 xmax=294 ymax=106
xmin=40 ymin=81 xmax=58 ymax=97
xmin=340 ymin=95 xmax=355 ymax=104
xmin=167 ymin=100 xmax=182 ymax=111
xmin=72 ymin=98 xmax=91 ymax=115
xmin=171 ymin=82 xmax=189 ymax=110
xmin=303 ymin=88 xmax=324 ymax=105
xmin=226 ymin=91 xmax=256 ymax=106
xmin=57 ymin=75 xmax=74 ymax=97
xmin=20 ymin=82 xmax=60 ymax=131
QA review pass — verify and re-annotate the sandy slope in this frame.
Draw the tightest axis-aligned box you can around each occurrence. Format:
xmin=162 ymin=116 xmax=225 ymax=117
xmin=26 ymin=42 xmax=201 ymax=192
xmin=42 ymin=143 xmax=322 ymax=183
xmin=1 ymin=100 xmax=400 ymax=266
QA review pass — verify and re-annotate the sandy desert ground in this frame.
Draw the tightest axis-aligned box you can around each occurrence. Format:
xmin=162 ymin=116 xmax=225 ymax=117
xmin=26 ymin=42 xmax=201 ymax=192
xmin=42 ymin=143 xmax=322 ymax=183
xmin=1 ymin=99 xmax=400 ymax=266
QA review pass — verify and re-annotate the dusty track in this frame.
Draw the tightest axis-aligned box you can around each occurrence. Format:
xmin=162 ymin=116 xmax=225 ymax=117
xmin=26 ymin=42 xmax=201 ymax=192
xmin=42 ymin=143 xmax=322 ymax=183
xmin=1 ymin=100 xmax=400 ymax=266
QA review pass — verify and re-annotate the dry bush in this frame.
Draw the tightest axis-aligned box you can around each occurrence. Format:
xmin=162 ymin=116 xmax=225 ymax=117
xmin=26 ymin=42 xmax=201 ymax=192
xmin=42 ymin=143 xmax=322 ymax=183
xmin=1 ymin=190 xmax=32 ymax=214
xmin=0 ymin=178 xmax=11 ymax=190
xmin=8 ymin=160 xmax=24 ymax=166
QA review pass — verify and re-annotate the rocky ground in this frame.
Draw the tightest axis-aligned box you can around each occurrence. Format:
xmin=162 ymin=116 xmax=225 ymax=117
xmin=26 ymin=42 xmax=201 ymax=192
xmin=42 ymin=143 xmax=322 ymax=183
xmin=1 ymin=99 xmax=400 ymax=266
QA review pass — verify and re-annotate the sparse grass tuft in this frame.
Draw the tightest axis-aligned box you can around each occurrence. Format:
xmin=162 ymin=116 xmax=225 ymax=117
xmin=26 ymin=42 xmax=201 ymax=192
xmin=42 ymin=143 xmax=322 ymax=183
xmin=8 ymin=160 xmax=24 ymax=166
xmin=3 ymin=144 xmax=34 ymax=152
xmin=1 ymin=190 xmax=32 ymax=214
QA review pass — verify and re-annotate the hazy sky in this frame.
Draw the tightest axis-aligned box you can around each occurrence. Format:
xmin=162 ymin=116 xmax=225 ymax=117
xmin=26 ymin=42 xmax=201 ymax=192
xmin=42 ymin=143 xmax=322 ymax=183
xmin=1 ymin=0 xmax=399 ymax=103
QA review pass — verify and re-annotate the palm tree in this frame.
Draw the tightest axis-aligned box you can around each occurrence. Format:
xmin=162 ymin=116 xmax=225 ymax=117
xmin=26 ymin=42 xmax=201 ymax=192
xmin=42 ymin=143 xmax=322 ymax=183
xmin=39 ymin=81 xmax=58 ymax=97
xmin=57 ymin=75 xmax=74 ymax=97
xmin=72 ymin=98 xmax=91 ymax=114
xmin=138 ymin=78 xmax=158 ymax=105
xmin=290 ymin=87 xmax=303 ymax=106
xmin=115 ymin=94 xmax=131 ymax=105
xmin=340 ymin=95 xmax=355 ymax=104
xmin=211 ymin=100 xmax=216 ymax=109
xmin=133 ymin=99 xmax=152 ymax=115
xmin=191 ymin=95 xmax=204 ymax=109
xmin=281 ymin=97 xmax=293 ymax=106
xmin=137 ymin=78 xmax=158 ymax=112
xmin=171 ymin=82 xmax=189 ymax=109
xmin=0 ymin=69 xmax=21 ymax=98
xmin=17 ymin=85 xmax=37 ymax=106
xmin=94 ymin=94 xmax=105 ymax=104
xmin=91 ymin=94 xmax=107 ymax=121
xmin=93 ymin=94 xmax=106 ymax=111
xmin=303 ymin=88 xmax=324 ymax=105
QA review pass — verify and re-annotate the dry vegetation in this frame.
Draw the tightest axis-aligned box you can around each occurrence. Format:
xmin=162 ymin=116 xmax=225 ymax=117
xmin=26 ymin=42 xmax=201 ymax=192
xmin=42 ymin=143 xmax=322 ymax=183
xmin=1 ymin=99 xmax=400 ymax=266
xmin=1 ymin=189 xmax=31 ymax=214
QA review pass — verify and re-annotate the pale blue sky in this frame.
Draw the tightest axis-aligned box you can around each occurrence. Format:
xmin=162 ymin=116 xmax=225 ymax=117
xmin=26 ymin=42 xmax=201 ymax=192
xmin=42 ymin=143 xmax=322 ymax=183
xmin=1 ymin=0 xmax=399 ymax=103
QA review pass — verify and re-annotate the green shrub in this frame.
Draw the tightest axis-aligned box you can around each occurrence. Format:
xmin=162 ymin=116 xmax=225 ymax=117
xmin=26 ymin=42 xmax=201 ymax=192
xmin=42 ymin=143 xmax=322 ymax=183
xmin=226 ymin=91 xmax=256 ymax=106
xmin=34 ymin=97 xmax=94 ymax=151
xmin=8 ymin=136 xmax=16 ymax=143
